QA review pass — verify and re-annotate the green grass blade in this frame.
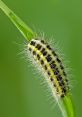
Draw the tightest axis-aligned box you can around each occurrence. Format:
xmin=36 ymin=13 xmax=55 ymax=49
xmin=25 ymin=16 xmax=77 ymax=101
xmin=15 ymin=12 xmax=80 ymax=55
xmin=58 ymin=94 xmax=75 ymax=117
xmin=0 ymin=0 xmax=36 ymax=41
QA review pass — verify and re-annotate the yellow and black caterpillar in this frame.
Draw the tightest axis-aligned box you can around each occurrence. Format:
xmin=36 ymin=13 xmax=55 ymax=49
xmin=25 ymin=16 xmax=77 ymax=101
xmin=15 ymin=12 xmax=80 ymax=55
xmin=28 ymin=39 xmax=69 ymax=98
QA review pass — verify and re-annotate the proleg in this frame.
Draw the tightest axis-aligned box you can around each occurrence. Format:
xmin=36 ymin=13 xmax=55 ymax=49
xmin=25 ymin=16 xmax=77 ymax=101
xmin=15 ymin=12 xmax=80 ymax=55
xmin=27 ymin=38 xmax=69 ymax=98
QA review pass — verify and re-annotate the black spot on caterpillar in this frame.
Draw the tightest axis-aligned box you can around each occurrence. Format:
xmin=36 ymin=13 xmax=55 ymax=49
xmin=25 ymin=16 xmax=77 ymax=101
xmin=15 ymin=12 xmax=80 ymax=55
xmin=44 ymin=65 xmax=47 ymax=70
xmin=41 ymin=59 xmax=44 ymax=65
xmin=28 ymin=38 xmax=69 ymax=98
xmin=37 ymin=54 xmax=40 ymax=60
xmin=46 ymin=54 xmax=52 ymax=62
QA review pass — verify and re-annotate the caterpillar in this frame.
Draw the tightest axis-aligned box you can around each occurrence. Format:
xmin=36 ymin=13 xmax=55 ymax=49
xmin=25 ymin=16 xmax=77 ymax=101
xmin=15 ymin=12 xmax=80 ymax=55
xmin=27 ymin=38 xmax=69 ymax=98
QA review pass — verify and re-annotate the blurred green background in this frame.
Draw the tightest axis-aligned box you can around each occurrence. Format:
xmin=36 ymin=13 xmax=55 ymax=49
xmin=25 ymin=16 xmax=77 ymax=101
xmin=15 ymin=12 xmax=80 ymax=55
xmin=0 ymin=0 xmax=82 ymax=117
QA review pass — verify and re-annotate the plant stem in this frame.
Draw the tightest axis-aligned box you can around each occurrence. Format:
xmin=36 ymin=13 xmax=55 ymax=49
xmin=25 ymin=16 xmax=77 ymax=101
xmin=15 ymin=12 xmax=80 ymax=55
xmin=58 ymin=94 xmax=75 ymax=117
xmin=0 ymin=0 xmax=36 ymax=41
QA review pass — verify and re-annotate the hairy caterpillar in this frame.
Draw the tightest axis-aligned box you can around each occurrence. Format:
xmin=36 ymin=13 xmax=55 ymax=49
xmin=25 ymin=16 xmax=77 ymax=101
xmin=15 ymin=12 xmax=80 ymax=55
xmin=27 ymin=38 xmax=69 ymax=98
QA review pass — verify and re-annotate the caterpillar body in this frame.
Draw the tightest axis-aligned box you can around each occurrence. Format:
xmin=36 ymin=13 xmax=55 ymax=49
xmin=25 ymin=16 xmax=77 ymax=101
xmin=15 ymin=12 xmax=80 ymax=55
xmin=28 ymin=38 xmax=69 ymax=98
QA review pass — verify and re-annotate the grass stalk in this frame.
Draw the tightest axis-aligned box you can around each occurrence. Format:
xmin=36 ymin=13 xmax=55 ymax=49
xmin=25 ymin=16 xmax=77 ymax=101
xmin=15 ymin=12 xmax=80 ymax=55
xmin=58 ymin=94 xmax=75 ymax=117
xmin=0 ymin=0 xmax=36 ymax=41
